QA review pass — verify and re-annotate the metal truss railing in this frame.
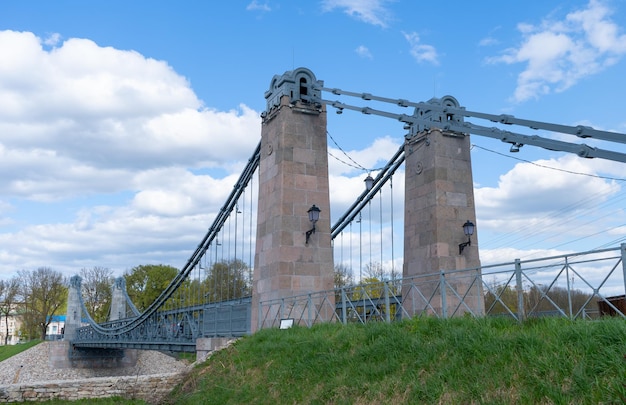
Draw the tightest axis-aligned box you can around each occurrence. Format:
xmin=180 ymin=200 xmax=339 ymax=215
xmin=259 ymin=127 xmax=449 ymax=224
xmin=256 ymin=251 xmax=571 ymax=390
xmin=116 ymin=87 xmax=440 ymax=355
xmin=73 ymin=244 xmax=624 ymax=350
xmin=73 ymin=297 xmax=251 ymax=352
xmin=258 ymin=244 xmax=626 ymax=329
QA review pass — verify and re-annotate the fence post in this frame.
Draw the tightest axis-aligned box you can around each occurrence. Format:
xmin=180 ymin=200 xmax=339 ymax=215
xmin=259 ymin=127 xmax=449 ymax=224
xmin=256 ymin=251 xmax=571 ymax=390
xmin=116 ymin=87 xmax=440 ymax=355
xmin=515 ymin=259 xmax=525 ymax=322
xmin=280 ymin=298 xmax=285 ymax=324
xmin=621 ymin=243 xmax=626 ymax=296
xmin=565 ymin=256 xmax=573 ymax=320
xmin=384 ymin=282 xmax=391 ymax=323
xmin=341 ymin=288 xmax=347 ymax=325
xmin=440 ymin=271 xmax=447 ymax=319
xmin=308 ymin=294 xmax=313 ymax=327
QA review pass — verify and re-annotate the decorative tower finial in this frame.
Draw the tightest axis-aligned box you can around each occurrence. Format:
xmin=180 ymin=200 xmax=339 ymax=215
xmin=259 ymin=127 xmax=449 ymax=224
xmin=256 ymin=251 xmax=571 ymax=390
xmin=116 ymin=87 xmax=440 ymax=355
xmin=263 ymin=67 xmax=323 ymax=116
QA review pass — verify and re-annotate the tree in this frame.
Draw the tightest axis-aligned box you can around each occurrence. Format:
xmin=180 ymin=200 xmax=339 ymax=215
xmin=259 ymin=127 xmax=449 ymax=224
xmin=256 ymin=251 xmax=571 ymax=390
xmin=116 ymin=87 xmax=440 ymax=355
xmin=124 ymin=264 xmax=179 ymax=312
xmin=334 ymin=264 xmax=354 ymax=289
xmin=483 ymin=283 xmax=519 ymax=316
xmin=80 ymin=266 xmax=114 ymax=323
xmin=343 ymin=275 xmax=402 ymax=322
xmin=205 ymin=259 xmax=251 ymax=302
xmin=203 ymin=259 xmax=251 ymax=303
xmin=0 ymin=277 xmax=20 ymax=345
xmin=525 ymin=284 xmax=595 ymax=318
xmin=365 ymin=261 xmax=385 ymax=280
xmin=18 ymin=268 xmax=67 ymax=340
xmin=364 ymin=261 xmax=401 ymax=293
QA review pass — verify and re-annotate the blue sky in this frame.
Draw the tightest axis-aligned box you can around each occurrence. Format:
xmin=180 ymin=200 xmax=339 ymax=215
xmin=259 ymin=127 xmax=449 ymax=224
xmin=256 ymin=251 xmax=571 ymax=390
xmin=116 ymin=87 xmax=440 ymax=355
xmin=0 ymin=0 xmax=625 ymax=279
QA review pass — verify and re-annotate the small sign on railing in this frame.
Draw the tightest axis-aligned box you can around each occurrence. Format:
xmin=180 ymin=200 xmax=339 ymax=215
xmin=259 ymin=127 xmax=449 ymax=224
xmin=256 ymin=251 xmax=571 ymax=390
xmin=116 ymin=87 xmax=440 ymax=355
xmin=279 ymin=318 xmax=294 ymax=329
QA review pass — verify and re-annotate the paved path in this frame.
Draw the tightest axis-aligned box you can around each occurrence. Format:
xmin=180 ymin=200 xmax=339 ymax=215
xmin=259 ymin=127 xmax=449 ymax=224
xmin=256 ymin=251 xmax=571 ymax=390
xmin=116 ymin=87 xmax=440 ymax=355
xmin=0 ymin=342 xmax=189 ymax=385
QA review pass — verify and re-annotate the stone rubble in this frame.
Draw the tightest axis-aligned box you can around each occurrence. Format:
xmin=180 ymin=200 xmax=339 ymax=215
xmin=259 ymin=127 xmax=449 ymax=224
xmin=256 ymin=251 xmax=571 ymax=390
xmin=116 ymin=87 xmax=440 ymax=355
xmin=0 ymin=342 xmax=190 ymax=385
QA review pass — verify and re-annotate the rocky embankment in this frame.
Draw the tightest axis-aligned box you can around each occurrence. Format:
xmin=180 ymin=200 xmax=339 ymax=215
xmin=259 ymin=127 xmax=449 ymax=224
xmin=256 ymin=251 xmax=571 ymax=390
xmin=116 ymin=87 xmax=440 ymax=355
xmin=0 ymin=342 xmax=189 ymax=385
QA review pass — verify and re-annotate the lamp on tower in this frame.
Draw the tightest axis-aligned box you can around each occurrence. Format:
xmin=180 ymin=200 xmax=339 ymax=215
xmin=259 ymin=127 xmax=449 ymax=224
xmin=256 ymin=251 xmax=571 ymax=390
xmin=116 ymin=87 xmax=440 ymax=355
xmin=305 ymin=204 xmax=321 ymax=244
xmin=458 ymin=220 xmax=475 ymax=254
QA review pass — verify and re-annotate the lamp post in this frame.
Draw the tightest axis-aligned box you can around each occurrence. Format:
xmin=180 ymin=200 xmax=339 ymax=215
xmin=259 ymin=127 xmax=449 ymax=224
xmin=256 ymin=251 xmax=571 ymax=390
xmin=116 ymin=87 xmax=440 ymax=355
xmin=458 ymin=220 xmax=475 ymax=254
xmin=364 ymin=174 xmax=374 ymax=192
xmin=305 ymin=204 xmax=321 ymax=244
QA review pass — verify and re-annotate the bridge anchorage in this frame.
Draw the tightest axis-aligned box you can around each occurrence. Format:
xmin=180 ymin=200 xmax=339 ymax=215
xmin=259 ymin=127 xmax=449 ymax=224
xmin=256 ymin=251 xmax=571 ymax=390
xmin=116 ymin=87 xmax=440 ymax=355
xmin=63 ymin=67 xmax=625 ymax=362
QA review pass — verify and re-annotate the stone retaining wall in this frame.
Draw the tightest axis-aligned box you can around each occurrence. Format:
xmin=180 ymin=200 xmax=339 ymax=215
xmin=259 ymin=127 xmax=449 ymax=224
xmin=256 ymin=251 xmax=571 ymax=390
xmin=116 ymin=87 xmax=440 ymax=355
xmin=0 ymin=372 xmax=186 ymax=404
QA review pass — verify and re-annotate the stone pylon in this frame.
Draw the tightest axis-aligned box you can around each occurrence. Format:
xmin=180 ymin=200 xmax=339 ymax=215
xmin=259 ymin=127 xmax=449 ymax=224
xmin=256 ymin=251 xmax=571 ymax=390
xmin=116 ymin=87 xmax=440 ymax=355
xmin=402 ymin=96 xmax=484 ymax=316
xmin=64 ymin=275 xmax=83 ymax=340
xmin=251 ymin=68 xmax=335 ymax=331
xmin=57 ymin=275 xmax=138 ymax=369
xmin=109 ymin=277 xmax=127 ymax=321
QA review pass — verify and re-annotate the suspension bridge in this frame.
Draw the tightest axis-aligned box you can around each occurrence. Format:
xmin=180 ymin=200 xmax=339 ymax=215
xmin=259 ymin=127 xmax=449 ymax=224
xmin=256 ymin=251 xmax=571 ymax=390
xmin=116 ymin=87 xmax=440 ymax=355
xmin=59 ymin=67 xmax=626 ymax=363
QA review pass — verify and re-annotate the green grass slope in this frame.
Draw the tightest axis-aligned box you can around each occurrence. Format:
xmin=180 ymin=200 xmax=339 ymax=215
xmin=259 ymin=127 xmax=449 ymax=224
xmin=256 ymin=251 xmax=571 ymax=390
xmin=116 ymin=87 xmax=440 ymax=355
xmin=166 ymin=317 xmax=626 ymax=405
xmin=0 ymin=340 xmax=41 ymax=362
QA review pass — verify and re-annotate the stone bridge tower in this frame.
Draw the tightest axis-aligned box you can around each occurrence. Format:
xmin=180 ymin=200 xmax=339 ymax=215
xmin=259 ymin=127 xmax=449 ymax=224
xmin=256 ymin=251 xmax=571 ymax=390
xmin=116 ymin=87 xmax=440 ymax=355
xmin=402 ymin=96 xmax=483 ymax=316
xmin=251 ymin=68 xmax=335 ymax=331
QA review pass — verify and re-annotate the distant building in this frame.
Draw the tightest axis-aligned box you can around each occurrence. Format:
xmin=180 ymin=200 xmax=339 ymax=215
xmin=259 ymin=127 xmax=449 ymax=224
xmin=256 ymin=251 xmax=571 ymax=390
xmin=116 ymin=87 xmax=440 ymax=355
xmin=46 ymin=315 xmax=66 ymax=340
xmin=0 ymin=307 xmax=23 ymax=345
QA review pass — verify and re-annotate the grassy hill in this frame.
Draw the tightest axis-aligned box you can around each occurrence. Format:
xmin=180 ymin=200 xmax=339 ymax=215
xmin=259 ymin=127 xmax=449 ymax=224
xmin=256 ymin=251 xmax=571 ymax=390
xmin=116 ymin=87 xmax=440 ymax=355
xmin=0 ymin=339 xmax=41 ymax=362
xmin=161 ymin=316 xmax=626 ymax=404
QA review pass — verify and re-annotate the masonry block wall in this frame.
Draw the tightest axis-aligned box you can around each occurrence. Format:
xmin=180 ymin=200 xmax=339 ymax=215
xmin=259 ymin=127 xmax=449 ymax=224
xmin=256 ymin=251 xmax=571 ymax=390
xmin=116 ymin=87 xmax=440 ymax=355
xmin=252 ymin=94 xmax=334 ymax=331
xmin=403 ymin=128 xmax=484 ymax=316
xmin=0 ymin=373 xmax=185 ymax=404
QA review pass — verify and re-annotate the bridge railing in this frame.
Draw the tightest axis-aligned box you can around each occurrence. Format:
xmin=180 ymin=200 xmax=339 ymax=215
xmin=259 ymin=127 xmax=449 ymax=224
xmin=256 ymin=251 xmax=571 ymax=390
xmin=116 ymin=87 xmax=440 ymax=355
xmin=74 ymin=297 xmax=251 ymax=352
xmin=258 ymin=245 xmax=626 ymax=329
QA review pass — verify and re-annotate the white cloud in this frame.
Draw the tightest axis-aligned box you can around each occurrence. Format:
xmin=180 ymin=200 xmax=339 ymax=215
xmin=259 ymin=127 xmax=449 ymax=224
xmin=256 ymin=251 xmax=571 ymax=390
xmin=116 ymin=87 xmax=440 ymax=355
xmin=329 ymin=136 xmax=401 ymax=176
xmin=43 ymin=33 xmax=62 ymax=47
xmin=479 ymin=247 xmax=567 ymax=266
xmin=0 ymin=22 xmax=622 ymax=281
xmin=403 ymin=31 xmax=439 ymax=65
xmin=246 ymin=1 xmax=271 ymax=12
xmin=0 ymin=31 xmax=261 ymax=202
xmin=355 ymin=45 xmax=373 ymax=59
xmin=476 ymin=155 xmax=619 ymax=216
xmin=487 ymin=0 xmax=626 ymax=102
xmin=131 ymin=170 xmax=242 ymax=217
xmin=479 ymin=26 xmax=502 ymax=47
xmin=0 ymin=30 xmax=264 ymax=277
xmin=474 ymin=154 xmax=625 ymax=254
xmin=321 ymin=0 xmax=392 ymax=27
xmin=478 ymin=37 xmax=499 ymax=47
xmin=0 ymin=29 xmax=402 ymax=278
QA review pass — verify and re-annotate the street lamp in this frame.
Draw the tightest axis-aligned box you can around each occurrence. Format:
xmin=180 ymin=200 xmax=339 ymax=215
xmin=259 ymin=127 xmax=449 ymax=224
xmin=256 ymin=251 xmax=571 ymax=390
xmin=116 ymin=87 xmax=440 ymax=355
xmin=364 ymin=174 xmax=374 ymax=191
xmin=305 ymin=204 xmax=321 ymax=244
xmin=458 ymin=220 xmax=475 ymax=254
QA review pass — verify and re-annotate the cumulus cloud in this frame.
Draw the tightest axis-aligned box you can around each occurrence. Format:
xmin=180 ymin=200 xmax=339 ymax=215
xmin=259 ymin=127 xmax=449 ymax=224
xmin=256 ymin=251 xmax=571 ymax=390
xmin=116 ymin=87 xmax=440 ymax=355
xmin=0 ymin=30 xmax=402 ymax=277
xmin=1 ymin=24 xmax=622 ymax=280
xmin=403 ymin=31 xmax=439 ymax=65
xmin=43 ymin=33 xmax=62 ymax=47
xmin=355 ymin=45 xmax=373 ymax=59
xmin=487 ymin=0 xmax=626 ymax=102
xmin=476 ymin=156 xmax=616 ymax=215
xmin=479 ymin=37 xmax=499 ymax=47
xmin=328 ymin=136 xmax=401 ymax=177
xmin=321 ymin=0 xmax=393 ymax=27
xmin=0 ymin=30 xmax=264 ymax=276
xmin=474 ymin=153 xmax=625 ymax=254
xmin=246 ymin=1 xmax=271 ymax=12
xmin=131 ymin=170 xmax=242 ymax=217
xmin=0 ymin=31 xmax=261 ymax=202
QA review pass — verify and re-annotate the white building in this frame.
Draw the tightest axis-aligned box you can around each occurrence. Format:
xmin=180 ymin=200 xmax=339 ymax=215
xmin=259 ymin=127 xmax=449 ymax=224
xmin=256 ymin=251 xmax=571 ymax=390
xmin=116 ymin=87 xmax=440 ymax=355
xmin=45 ymin=315 xmax=66 ymax=339
xmin=0 ymin=310 xmax=23 ymax=345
